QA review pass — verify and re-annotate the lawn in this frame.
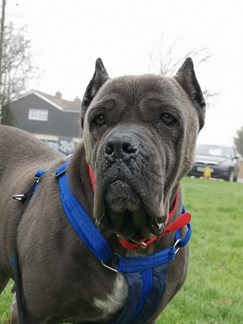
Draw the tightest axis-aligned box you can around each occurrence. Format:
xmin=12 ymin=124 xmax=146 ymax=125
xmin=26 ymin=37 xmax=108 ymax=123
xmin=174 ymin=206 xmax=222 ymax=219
xmin=159 ymin=177 xmax=243 ymax=323
xmin=0 ymin=281 xmax=12 ymax=323
xmin=1 ymin=178 xmax=243 ymax=323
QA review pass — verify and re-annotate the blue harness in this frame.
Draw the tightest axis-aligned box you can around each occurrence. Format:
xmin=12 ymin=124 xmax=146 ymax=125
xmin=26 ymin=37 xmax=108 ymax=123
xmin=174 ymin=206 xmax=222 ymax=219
xmin=12 ymin=162 xmax=191 ymax=324
xmin=55 ymin=162 xmax=192 ymax=324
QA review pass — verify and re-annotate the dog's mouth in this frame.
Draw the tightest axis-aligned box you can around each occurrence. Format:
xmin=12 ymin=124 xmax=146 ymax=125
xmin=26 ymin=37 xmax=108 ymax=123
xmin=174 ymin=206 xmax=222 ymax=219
xmin=97 ymin=180 xmax=165 ymax=241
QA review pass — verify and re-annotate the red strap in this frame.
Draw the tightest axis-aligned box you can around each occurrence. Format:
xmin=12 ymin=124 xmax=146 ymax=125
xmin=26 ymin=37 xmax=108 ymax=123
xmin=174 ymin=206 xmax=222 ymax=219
xmin=119 ymin=191 xmax=191 ymax=251
xmin=163 ymin=212 xmax=191 ymax=235
xmin=119 ymin=212 xmax=191 ymax=250
xmin=88 ymin=165 xmax=95 ymax=189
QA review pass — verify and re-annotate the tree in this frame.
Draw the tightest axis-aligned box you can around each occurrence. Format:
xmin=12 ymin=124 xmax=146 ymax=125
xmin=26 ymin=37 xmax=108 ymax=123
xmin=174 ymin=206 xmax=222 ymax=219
xmin=0 ymin=21 xmax=35 ymax=124
xmin=234 ymin=126 xmax=243 ymax=156
xmin=148 ymin=37 xmax=218 ymax=108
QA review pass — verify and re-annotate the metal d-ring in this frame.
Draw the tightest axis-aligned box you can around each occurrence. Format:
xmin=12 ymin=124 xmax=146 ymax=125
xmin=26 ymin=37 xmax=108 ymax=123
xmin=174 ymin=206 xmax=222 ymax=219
xmin=101 ymin=253 xmax=121 ymax=273
xmin=173 ymin=239 xmax=181 ymax=254
xmin=101 ymin=261 xmax=119 ymax=273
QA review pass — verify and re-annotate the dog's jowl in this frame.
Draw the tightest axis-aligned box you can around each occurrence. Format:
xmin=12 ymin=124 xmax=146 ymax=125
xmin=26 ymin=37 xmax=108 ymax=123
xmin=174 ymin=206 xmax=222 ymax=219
xmin=0 ymin=57 xmax=205 ymax=323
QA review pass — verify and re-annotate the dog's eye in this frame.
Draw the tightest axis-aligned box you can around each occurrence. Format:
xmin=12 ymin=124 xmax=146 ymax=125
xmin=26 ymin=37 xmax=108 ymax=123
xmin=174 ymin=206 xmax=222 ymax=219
xmin=93 ymin=114 xmax=105 ymax=127
xmin=159 ymin=113 xmax=176 ymax=127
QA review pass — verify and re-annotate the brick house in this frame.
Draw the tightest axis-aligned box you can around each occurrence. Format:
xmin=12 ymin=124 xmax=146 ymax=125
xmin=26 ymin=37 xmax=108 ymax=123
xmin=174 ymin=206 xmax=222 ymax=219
xmin=9 ymin=90 xmax=82 ymax=155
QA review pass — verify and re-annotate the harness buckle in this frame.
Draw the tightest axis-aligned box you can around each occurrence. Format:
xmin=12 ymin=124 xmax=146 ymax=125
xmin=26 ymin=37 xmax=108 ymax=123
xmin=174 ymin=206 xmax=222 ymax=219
xmin=130 ymin=239 xmax=147 ymax=250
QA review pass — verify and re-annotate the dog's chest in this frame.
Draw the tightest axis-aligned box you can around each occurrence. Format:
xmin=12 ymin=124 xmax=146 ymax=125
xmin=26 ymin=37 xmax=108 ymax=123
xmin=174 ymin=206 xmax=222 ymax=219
xmin=93 ymin=273 xmax=128 ymax=319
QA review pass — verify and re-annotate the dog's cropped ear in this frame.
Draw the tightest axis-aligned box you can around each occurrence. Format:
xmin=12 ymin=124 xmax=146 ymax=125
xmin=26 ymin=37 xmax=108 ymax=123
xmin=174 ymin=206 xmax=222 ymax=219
xmin=175 ymin=57 xmax=206 ymax=130
xmin=81 ymin=58 xmax=109 ymax=128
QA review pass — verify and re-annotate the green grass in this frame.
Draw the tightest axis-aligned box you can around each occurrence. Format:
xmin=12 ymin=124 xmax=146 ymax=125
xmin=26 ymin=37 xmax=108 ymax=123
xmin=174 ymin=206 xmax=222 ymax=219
xmin=159 ymin=178 xmax=243 ymax=323
xmin=1 ymin=178 xmax=243 ymax=323
xmin=0 ymin=280 xmax=13 ymax=323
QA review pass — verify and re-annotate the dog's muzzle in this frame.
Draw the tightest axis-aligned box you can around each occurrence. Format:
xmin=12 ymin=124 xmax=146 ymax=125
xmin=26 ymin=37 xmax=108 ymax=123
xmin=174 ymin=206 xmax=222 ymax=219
xmin=95 ymin=131 xmax=165 ymax=240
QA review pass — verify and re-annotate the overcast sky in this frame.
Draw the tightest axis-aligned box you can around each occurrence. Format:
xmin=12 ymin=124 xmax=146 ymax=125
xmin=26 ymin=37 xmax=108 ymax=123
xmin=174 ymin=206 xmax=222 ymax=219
xmin=6 ymin=0 xmax=243 ymax=147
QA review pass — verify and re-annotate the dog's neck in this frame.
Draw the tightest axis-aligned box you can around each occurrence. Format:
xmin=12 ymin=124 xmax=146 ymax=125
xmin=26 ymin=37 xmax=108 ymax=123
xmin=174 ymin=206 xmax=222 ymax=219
xmin=67 ymin=143 xmax=188 ymax=257
xmin=68 ymin=142 xmax=94 ymax=218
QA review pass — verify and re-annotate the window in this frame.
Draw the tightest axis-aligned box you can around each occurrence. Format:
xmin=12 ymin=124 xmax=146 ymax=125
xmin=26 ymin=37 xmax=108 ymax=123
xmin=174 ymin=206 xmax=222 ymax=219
xmin=196 ymin=145 xmax=233 ymax=158
xmin=28 ymin=109 xmax=48 ymax=121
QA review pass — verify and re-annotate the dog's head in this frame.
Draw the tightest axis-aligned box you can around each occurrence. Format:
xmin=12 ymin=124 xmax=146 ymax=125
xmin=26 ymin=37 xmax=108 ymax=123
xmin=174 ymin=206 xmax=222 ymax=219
xmin=81 ymin=58 xmax=205 ymax=241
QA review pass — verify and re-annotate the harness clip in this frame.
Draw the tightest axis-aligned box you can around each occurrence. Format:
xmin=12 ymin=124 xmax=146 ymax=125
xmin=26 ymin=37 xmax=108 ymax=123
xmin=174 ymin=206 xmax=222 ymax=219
xmin=12 ymin=177 xmax=42 ymax=202
xmin=173 ymin=239 xmax=181 ymax=254
xmin=12 ymin=194 xmax=25 ymax=201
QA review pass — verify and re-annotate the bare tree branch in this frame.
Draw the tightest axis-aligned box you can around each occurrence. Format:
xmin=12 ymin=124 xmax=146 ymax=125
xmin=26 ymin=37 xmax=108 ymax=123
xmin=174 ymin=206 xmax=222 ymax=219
xmin=0 ymin=21 xmax=37 ymax=123
xmin=148 ymin=37 xmax=218 ymax=107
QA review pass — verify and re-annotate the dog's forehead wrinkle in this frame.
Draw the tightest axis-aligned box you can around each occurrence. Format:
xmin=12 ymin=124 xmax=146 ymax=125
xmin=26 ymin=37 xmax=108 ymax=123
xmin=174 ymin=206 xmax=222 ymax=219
xmin=99 ymin=74 xmax=173 ymax=99
xmin=90 ymin=93 xmax=117 ymax=107
xmin=94 ymin=76 xmax=192 ymax=120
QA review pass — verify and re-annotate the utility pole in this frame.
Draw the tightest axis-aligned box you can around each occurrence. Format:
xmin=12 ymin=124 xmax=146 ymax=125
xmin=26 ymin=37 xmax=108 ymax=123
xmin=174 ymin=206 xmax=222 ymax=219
xmin=0 ymin=0 xmax=6 ymax=124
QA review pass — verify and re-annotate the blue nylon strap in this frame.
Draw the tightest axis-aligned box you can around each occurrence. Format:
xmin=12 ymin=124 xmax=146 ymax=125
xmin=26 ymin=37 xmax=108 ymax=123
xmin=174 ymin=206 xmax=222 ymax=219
xmin=117 ymin=224 xmax=192 ymax=272
xmin=132 ymin=269 xmax=152 ymax=320
xmin=56 ymin=165 xmax=114 ymax=263
xmin=113 ymin=264 xmax=169 ymax=324
xmin=135 ymin=264 xmax=169 ymax=323
xmin=112 ymin=269 xmax=153 ymax=324
xmin=117 ymin=247 xmax=176 ymax=272
xmin=115 ymin=246 xmax=177 ymax=323
xmin=54 ymin=162 xmax=192 ymax=324
xmin=112 ymin=271 xmax=143 ymax=324
xmin=34 ymin=170 xmax=46 ymax=191
xmin=35 ymin=170 xmax=46 ymax=178
xmin=175 ymin=223 xmax=192 ymax=248
xmin=55 ymin=162 xmax=68 ymax=177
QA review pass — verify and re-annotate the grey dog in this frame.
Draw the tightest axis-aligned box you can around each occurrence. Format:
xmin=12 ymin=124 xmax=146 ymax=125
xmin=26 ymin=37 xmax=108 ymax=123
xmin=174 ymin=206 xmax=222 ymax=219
xmin=0 ymin=57 xmax=205 ymax=323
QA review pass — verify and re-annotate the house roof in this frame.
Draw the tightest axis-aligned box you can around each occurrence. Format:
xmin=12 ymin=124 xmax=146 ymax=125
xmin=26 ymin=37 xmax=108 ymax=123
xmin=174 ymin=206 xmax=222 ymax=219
xmin=17 ymin=89 xmax=82 ymax=113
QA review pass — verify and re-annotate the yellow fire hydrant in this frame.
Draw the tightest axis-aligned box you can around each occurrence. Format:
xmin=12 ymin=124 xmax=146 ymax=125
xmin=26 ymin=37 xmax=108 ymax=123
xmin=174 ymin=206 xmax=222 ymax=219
xmin=203 ymin=166 xmax=211 ymax=180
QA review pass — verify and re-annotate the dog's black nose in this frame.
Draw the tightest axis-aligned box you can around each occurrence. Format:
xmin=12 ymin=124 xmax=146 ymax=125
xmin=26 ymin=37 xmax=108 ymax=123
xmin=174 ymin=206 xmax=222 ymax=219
xmin=105 ymin=134 xmax=139 ymax=161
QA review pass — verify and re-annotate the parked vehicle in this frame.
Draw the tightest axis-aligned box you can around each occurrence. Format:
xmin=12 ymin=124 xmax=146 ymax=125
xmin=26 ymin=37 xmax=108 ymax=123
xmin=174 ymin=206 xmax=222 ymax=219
xmin=188 ymin=144 xmax=240 ymax=182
